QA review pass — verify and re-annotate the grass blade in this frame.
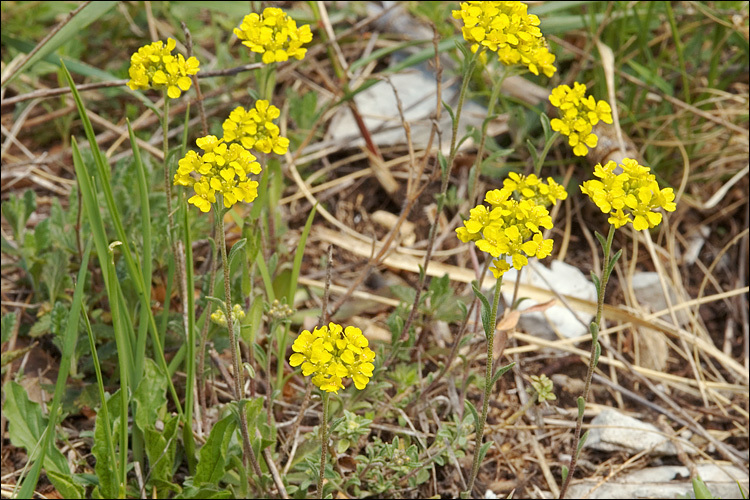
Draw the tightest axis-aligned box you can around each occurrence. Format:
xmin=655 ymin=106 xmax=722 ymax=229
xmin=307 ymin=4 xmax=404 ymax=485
xmin=16 ymin=238 xmax=93 ymax=498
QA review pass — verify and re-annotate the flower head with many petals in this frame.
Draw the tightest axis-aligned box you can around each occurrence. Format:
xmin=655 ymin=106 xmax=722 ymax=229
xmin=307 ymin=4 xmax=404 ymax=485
xmin=549 ymin=82 xmax=613 ymax=157
xmin=452 ymin=1 xmax=556 ymax=77
xmin=222 ymin=100 xmax=290 ymax=155
xmin=127 ymin=38 xmax=199 ymax=99
xmin=174 ymin=135 xmax=262 ymax=212
xmin=289 ymin=323 xmax=375 ymax=393
xmin=234 ymin=7 xmax=313 ymax=64
xmin=580 ymin=158 xmax=676 ymax=230
xmin=457 ymin=177 xmax=556 ymax=277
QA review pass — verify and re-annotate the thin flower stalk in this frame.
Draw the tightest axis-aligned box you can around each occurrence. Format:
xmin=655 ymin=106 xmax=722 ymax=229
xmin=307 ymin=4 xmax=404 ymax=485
xmin=560 ymin=158 xmax=676 ymax=498
xmin=318 ymin=391 xmax=330 ymax=499
xmin=288 ymin=322 xmax=374 ymax=498
xmin=558 ymin=224 xmax=613 ymax=499
xmin=216 ymin=206 xmax=264 ymax=485
xmin=466 ymin=274 xmax=503 ymax=495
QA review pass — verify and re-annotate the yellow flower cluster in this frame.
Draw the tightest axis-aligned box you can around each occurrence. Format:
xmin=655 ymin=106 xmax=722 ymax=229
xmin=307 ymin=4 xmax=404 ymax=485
xmin=456 ymin=184 xmax=556 ymax=278
xmin=452 ymin=1 xmax=556 ymax=77
xmin=210 ymin=304 xmax=245 ymax=327
xmin=222 ymin=100 xmax=290 ymax=155
xmin=289 ymin=323 xmax=375 ymax=393
xmin=174 ymin=135 xmax=262 ymax=213
xmin=580 ymin=158 xmax=676 ymax=230
xmin=549 ymin=82 xmax=613 ymax=157
xmin=127 ymin=38 xmax=200 ymax=99
xmin=234 ymin=7 xmax=313 ymax=64
xmin=503 ymin=172 xmax=568 ymax=207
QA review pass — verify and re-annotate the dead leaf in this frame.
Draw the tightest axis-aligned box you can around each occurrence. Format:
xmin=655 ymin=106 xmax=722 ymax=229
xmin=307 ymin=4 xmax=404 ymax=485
xmin=519 ymin=298 xmax=556 ymax=314
xmin=495 ymin=310 xmax=520 ymax=332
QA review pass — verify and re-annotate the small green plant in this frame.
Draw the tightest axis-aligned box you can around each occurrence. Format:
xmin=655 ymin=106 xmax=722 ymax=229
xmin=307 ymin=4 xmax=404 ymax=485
xmin=5 ymin=1 xmax=739 ymax=498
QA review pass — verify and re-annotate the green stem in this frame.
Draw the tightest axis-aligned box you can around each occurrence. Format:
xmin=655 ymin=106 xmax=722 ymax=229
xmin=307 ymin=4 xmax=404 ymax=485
xmin=468 ymin=68 xmax=509 ymax=205
xmin=318 ymin=391 xmax=330 ymax=499
xmin=163 ymin=93 xmax=173 ymax=241
xmin=559 ymin=224 xmax=615 ymax=498
xmin=216 ymin=204 xmax=264 ymax=488
xmin=466 ymin=274 xmax=503 ymax=496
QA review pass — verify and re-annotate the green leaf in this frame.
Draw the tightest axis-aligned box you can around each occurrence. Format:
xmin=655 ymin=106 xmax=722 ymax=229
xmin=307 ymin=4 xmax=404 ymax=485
xmin=144 ymin=415 xmax=179 ymax=496
xmin=33 ymin=217 xmax=51 ymax=253
xmin=194 ymin=413 xmax=236 ymax=486
xmin=490 ymin=362 xmax=516 ymax=386
xmin=589 ymin=321 xmax=599 ymax=342
xmin=576 ymin=396 xmax=586 ymax=420
xmin=477 ymin=441 xmax=493 ymax=464
xmin=594 ymin=231 xmax=607 ymax=250
xmin=593 ymin=341 xmax=601 ymax=368
xmin=2 ymin=380 xmax=68 ymax=476
xmin=590 ymin=271 xmax=601 ymax=295
xmin=92 ymin=390 xmax=123 ymax=499
xmin=415 ymin=467 xmax=430 ymax=485
xmin=692 ymin=476 xmax=718 ymax=499
xmin=46 ymin=471 xmax=84 ymax=500
xmin=577 ymin=430 xmax=589 ymax=457
xmin=607 ymin=249 xmax=623 ymax=277
xmin=133 ymin=359 xmax=168 ymax=432
xmin=471 ymin=282 xmax=493 ymax=339
xmin=227 ymin=238 xmax=247 ymax=270
xmin=561 ymin=464 xmax=569 ymax=483
xmin=336 ymin=438 xmax=350 ymax=454
xmin=1 ymin=2 xmax=118 ymax=88
xmin=288 ymin=205 xmax=317 ymax=304
xmin=464 ymin=400 xmax=479 ymax=427
xmin=625 ymin=59 xmax=674 ymax=96
xmin=540 ymin=113 xmax=553 ymax=141
xmin=241 ymin=294 xmax=265 ymax=345
xmin=437 ymin=151 xmax=448 ymax=179
xmin=442 ymin=101 xmax=457 ymax=129
xmin=18 ymin=239 xmax=92 ymax=499
xmin=526 ymin=139 xmax=539 ymax=167
xmin=1 ymin=312 xmax=17 ymax=344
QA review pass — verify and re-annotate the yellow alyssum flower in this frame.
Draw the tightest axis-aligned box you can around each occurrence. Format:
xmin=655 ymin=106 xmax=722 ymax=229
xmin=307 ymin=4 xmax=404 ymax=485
xmin=127 ymin=38 xmax=199 ymax=99
xmin=289 ymin=323 xmax=375 ymax=393
xmin=503 ymin=172 xmax=567 ymax=207
xmin=234 ymin=7 xmax=313 ymax=64
xmin=222 ymin=100 xmax=290 ymax=155
xmin=580 ymin=158 xmax=676 ymax=230
xmin=549 ymin=82 xmax=613 ymax=157
xmin=452 ymin=1 xmax=557 ymax=77
xmin=457 ymin=183 xmax=555 ymax=276
xmin=174 ymin=135 xmax=262 ymax=212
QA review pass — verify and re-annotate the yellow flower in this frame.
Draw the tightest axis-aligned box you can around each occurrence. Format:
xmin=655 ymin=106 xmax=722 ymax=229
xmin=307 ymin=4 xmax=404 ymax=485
xmin=289 ymin=323 xmax=375 ymax=393
xmin=503 ymin=172 xmax=568 ymax=207
xmin=457 ymin=177 xmax=556 ymax=272
xmin=174 ymin=135 xmax=262 ymax=212
xmin=549 ymin=82 xmax=612 ymax=157
xmin=452 ymin=1 xmax=556 ymax=77
xmin=127 ymin=38 xmax=199 ymax=99
xmin=222 ymin=100 xmax=290 ymax=155
xmin=580 ymin=159 xmax=676 ymax=230
xmin=234 ymin=7 xmax=313 ymax=64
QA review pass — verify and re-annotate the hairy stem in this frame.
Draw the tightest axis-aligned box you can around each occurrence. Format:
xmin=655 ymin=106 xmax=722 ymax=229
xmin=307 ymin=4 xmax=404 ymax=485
xmin=465 ymin=274 xmax=503 ymax=495
xmin=559 ymin=224 xmax=615 ymax=498
xmin=317 ymin=391 xmax=330 ymax=499
xmin=216 ymin=206 xmax=264 ymax=488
